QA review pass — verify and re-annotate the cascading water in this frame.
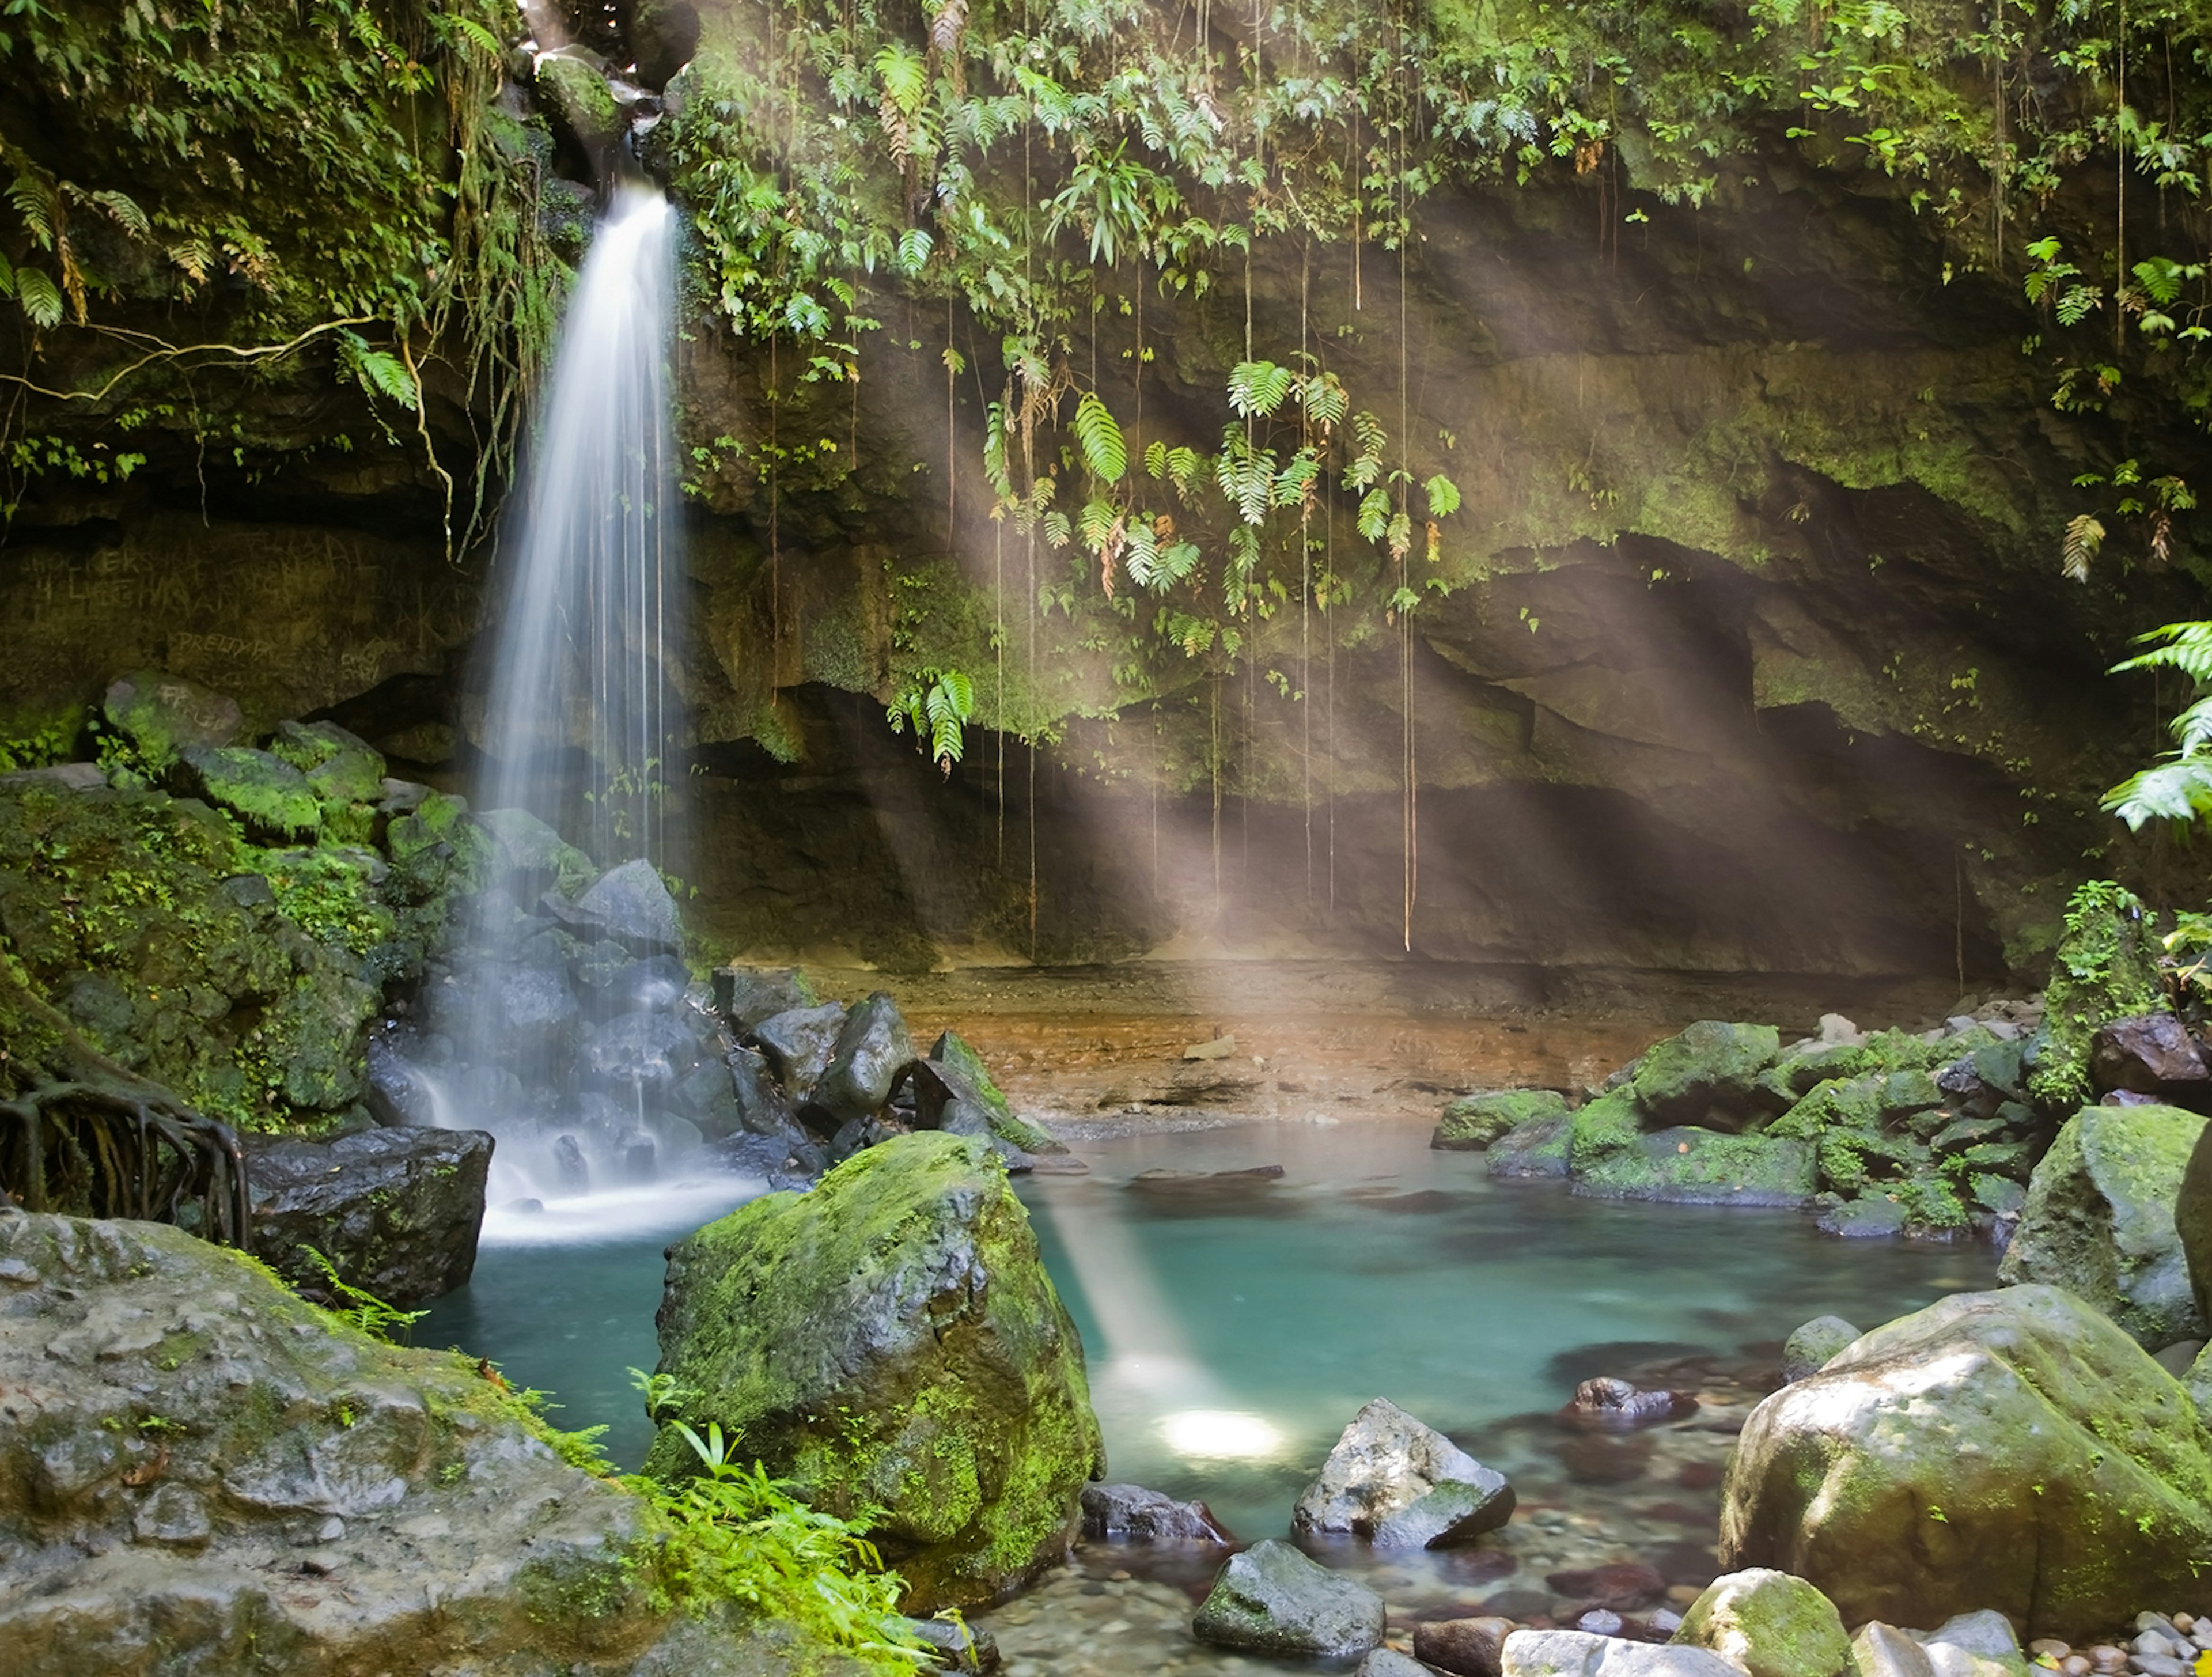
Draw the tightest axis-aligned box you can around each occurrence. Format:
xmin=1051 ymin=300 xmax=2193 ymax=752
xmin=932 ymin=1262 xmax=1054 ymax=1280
xmin=394 ymin=188 xmax=751 ymax=1237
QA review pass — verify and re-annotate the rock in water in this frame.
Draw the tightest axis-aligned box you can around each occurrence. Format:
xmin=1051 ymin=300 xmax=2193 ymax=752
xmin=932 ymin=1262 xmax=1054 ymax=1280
xmin=1191 ymin=1539 xmax=1385 ymax=1657
xmin=245 ymin=1125 xmax=493 ymax=1308
xmin=1362 ymin=1652 xmax=1436 ymax=1677
xmin=574 ymin=857 xmax=683 ymax=951
xmin=1851 ymin=1614 xmax=2032 ymax=1677
xmin=1435 ymin=1089 xmax=1570 ymax=1150
xmin=1671 ymin=1569 xmax=1853 ymax=1677
xmin=809 ymin=990 xmax=915 ymax=1124
xmin=0 ymin=1209 xmax=836 ymax=1675
xmin=1997 ymin=1103 xmax=2207 ymax=1348
xmin=1488 ymin=1114 xmax=1574 ymax=1178
xmin=1080 ymin=1482 xmax=1232 ymax=1542
xmin=1631 ymin=1021 xmax=1782 ymax=1127
xmin=1721 ymin=1285 xmax=2212 ymax=1637
xmin=929 ymin=1030 xmax=1069 ymax=1155
xmin=1781 ymin=1317 xmax=1861 ymax=1383
xmin=1503 ymin=1629 xmax=1745 ymax=1677
xmin=645 ymin=1132 xmax=1103 ymax=1612
xmin=1417 ymin=1616 xmax=1519 ymax=1677
xmin=1291 ymin=1395 xmax=1514 ymax=1548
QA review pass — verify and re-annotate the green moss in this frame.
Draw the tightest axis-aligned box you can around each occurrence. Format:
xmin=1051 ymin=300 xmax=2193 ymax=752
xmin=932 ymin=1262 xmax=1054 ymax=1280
xmin=645 ymin=1133 xmax=1101 ymax=1613
xmin=1569 ymin=1087 xmax=1646 ymax=1176
xmin=175 ymin=746 xmax=322 ymax=843
xmin=2032 ymin=881 xmax=2166 ymax=1110
xmin=1673 ymin=1568 xmax=1852 ymax=1677
xmin=1436 ymin=1087 xmax=1570 ymax=1150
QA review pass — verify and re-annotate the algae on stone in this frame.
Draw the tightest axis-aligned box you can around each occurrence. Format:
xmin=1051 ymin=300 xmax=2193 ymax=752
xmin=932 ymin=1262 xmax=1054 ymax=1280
xmin=2031 ymin=881 xmax=2165 ymax=1110
xmin=646 ymin=1132 xmax=1103 ymax=1612
xmin=1672 ymin=1568 xmax=1851 ymax=1677
xmin=1436 ymin=1088 xmax=1570 ymax=1150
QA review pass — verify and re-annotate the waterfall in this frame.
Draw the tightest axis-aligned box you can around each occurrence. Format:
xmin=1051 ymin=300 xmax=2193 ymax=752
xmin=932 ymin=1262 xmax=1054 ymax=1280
xmin=398 ymin=187 xmax=744 ymax=1237
xmin=478 ymin=186 xmax=679 ymax=866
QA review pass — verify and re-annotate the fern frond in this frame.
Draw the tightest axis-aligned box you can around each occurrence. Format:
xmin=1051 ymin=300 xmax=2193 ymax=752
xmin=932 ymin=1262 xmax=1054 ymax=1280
xmin=1073 ymin=391 xmax=1126 ymax=482
xmin=2061 ymin=513 xmax=2104 ymax=583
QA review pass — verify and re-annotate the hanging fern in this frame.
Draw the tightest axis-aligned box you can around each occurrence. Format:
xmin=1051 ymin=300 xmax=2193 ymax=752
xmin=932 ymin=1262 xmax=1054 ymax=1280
xmin=2061 ymin=513 xmax=2104 ymax=582
xmin=888 ymin=668 xmax=977 ymax=773
xmin=1227 ymin=359 xmax=1294 ymax=418
xmin=1074 ymin=392 xmax=1127 ymax=482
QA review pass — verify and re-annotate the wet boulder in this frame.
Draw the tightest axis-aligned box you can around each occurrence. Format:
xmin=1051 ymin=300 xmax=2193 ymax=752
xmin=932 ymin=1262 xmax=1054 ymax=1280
xmin=1721 ymin=1285 xmax=2212 ymax=1637
xmin=494 ymin=960 xmax=580 ymax=1045
xmin=1191 ymin=1539 xmax=1385 ymax=1658
xmin=1781 ymin=1316 xmax=1860 ymax=1383
xmin=1997 ymin=1103 xmax=2207 ymax=1348
xmin=1571 ymin=1091 xmax=1816 ymax=1206
xmin=1670 ymin=1569 xmax=1851 ymax=1677
xmin=586 ymin=1009 xmax=704 ymax=1096
xmin=713 ymin=963 xmax=819 ymax=1028
xmin=1631 ymin=1021 xmax=1782 ymax=1129
xmin=363 ymin=1034 xmax=438 ymax=1127
xmin=245 ymin=1125 xmax=493 ymax=1308
xmin=101 ymin=668 xmax=243 ymax=767
xmin=2092 ymin=1012 xmax=2211 ymax=1102
xmin=930 ymin=1029 xmax=1068 ymax=1155
xmin=1850 ymin=1614 xmax=2030 ymax=1677
xmin=1436 ymin=1088 xmax=1570 ymax=1150
xmin=645 ymin=1133 xmax=1103 ymax=1612
xmin=748 ymin=1001 xmax=849 ymax=1100
xmin=574 ymin=857 xmax=683 ymax=951
xmin=1080 ymin=1482 xmax=1232 ymax=1543
xmin=475 ymin=806 xmax=599 ymax=900
xmin=0 ymin=1209 xmax=844 ymax=1676
xmin=1488 ymin=1113 xmax=1573 ymax=1178
xmin=808 ymin=990 xmax=915 ymax=1126
xmin=1291 ymin=1396 xmax=1515 ymax=1549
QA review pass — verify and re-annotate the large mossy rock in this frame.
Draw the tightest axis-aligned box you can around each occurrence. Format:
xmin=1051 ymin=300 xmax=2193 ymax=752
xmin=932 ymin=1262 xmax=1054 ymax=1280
xmin=0 ymin=1209 xmax=858 ymax=1677
xmin=645 ymin=1132 xmax=1104 ymax=1612
xmin=1631 ymin=1021 xmax=1782 ymax=1128
xmin=1998 ymin=1103 xmax=2207 ymax=1348
xmin=245 ymin=1126 xmax=494 ymax=1308
xmin=1436 ymin=1088 xmax=1569 ymax=1150
xmin=929 ymin=1029 xmax=1067 ymax=1156
xmin=100 ymin=669 xmax=243 ymax=769
xmin=2030 ymin=881 xmax=2166 ymax=1110
xmin=1721 ymin=1285 xmax=2212 ymax=1637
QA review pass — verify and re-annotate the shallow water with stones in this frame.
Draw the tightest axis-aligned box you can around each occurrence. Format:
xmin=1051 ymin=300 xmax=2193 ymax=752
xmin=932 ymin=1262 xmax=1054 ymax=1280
xmin=422 ymin=1113 xmax=1995 ymax=1668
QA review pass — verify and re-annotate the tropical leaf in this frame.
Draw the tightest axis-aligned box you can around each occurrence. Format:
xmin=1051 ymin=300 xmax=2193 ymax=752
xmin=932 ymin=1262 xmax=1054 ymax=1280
xmin=87 ymin=189 xmax=149 ymax=240
xmin=1299 ymin=372 xmax=1348 ymax=430
xmin=2061 ymin=512 xmax=2104 ymax=582
xmin=337 ymin=330 xmax=419 ymax=411
xmin=1424 ymin=473 xmax=1461 ymax=518
xmin=1145 ymin=439 xmax=1168 ymax=479
xmin=1227 ymin=359 xmax=1294 ymax=418
xmin=1073 ymin=391 xmax=1126 ymax=482
xmin=1357 ymin=487 xmax=1391 ymax=542
xmin=15 ymin=266 xmax=64 ymax=330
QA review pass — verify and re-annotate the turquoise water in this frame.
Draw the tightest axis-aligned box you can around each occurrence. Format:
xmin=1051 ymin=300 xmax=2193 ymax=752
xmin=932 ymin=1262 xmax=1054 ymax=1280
xmin=418 ymin=1115 xmax=1994 ymax=1538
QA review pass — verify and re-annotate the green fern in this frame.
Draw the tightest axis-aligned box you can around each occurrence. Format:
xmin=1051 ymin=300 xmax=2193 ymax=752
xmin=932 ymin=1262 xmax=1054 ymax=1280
xmin=1073 ymin=391 xmax=1126 ymax=482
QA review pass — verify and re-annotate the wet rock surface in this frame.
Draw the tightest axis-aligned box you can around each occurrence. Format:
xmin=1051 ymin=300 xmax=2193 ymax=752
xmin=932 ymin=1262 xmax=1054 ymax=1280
xmin=245 ymin=1125 xmax=493 ymax=1308
xmin=1081 ymin=1483 xmax=1233 ymax=1544
xmin=0 ymin=1210 xmax=838 ymax=1677
xmin=1293 ymin=1396 xmax=1516 ymax=1549
xmin=1191 ymin=1539 xmax=1387 ymax=1657
xmin=646 ymin=1133 xmax=1103 ymax=1613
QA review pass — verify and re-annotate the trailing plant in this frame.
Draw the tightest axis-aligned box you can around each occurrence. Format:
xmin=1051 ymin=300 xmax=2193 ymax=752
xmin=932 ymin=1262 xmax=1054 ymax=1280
xmin=298 ymin=1246 xmax=426 ymax=1342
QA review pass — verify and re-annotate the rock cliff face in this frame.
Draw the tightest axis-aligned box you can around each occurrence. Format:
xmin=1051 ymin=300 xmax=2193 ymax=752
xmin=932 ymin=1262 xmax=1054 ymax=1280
xmin=3 ymin=7 xmax=2202 ymax=981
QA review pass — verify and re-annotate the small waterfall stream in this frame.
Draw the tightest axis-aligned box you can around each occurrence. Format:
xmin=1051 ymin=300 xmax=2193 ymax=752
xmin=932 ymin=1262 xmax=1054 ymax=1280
xmin=403 ymin=188 xmax=747 ymax=1237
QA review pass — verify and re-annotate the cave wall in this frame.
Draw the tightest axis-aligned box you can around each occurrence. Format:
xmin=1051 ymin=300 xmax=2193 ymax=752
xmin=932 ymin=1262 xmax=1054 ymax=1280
xmin=2 ymin=13 xmax=2204 ymax=983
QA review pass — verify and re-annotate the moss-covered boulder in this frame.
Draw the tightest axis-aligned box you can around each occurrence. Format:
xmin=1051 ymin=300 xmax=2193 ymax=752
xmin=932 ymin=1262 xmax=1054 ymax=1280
xmin=2031 ymin=881 xmax=2166 ymax=1110
xmin=1633 ymin=1021 xmax=1783 ymax=1129
xmin=1487 ymin=1112 xmax=1573 ymax=1178
xmin=173 ymin=745 xmax=323 ymax=843
xmin=0 ymin=1209 xmax=872 ymax=1677
xmin=1671 ymin=1569 xmax=1851 ymax=1677
xmin=645 ymin=1132 xmax=1104 ymax=1612
xmin=1569 ymin=1088 xmax=1815 ymax=1205
xmin=1721 ymin=1285 xmax=2212 ymax=1637
xmin=99 ymin=669 xmax=242 ymax=770
xmin=1436 ymin=1088 xmax=1569 ymax=1150
xmin=930 ymin=1028 xmax=1066 ymax=1155
xmin=1999 ymin=1103 xmax=2207 ymax=1349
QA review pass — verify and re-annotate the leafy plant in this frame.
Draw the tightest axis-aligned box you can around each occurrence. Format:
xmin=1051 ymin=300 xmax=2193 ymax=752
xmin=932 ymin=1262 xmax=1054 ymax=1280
xmin=2103 ymin=622 xmax=2212 ymax=829
xmin=887 ymin=668 xmax=975 ymax=773
xmin=297 ymin=1246 xmax=425 ymax=1342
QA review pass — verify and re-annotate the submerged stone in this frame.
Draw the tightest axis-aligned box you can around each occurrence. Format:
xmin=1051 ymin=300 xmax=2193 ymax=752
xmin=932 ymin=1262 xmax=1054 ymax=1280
xmin=1191 ymin=1539 xmax=1385 ymax=1657
xmin=646 ymin=1133 xmax=1103 ymax=1612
